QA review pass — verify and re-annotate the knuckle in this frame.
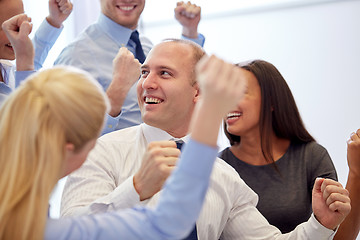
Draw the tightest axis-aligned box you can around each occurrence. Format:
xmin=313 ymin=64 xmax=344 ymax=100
xmin=147 ymin=142 xmax=157 ymax=149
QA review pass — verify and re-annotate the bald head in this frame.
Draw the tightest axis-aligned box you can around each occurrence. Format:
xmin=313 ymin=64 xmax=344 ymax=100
xmin=157 ymin=39 xmax=206 ymax=84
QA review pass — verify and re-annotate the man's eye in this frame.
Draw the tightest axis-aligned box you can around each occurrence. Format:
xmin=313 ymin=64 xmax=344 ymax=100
xmin=160 ymin=71 xmax=170 ymax=76
xmin=141 ymin=70 xmax=149 ymax=77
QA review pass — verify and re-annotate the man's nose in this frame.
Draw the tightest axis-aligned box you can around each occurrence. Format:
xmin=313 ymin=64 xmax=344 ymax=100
xmin=142 ymin=72 xmax=158 ymax=90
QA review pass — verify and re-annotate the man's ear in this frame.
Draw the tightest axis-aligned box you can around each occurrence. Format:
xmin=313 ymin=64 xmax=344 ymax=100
xmin=193 ymin=82 xmax=200 ymax=103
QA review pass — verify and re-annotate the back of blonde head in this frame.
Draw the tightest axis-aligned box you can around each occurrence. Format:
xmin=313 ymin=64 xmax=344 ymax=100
xmin=0 ymin=66 xmax=108 ymax=240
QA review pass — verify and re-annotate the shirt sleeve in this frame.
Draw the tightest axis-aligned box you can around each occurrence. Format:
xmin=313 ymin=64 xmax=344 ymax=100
xmin=101 ymin=113 xmax=121 ymax=135
xmin=46 ymin=138 xmax=218 ymax=240
xmin=181 ymin=33 xmax=205 ymax=47
xmin=33 ymin=19 xmax=63 ymax=70
xmin=15 ymin=70 xmax=36 ymax=87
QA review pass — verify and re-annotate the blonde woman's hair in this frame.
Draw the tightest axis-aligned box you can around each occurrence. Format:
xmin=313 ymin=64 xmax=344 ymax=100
xmin=0 ymin=66 xmax=108 ymax=240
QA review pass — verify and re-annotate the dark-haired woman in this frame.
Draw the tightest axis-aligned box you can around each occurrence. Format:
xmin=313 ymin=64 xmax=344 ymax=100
xmin=219 ymin=59 xmax=337 ymax=233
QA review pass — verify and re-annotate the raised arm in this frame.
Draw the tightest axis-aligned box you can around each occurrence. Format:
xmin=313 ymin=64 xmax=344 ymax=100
xmin=33 ymin=0 xmax=73 ymax=70
xmin=106 ymin=47 xmax=141 ymax=117
xmin=175 ymin=1 xmax=205 ymax=46
xmin=2 ymin=14 xmax=34 ymax=72
xmin=191 ymin=55 xmax=247 ymax=145
xmin=175 ymin=1 xmax=201 ymax=39
xmin=334 ymin=129 xmax=360 ymax=240
xmin=46 ymin=0 xmax=73 ymax=28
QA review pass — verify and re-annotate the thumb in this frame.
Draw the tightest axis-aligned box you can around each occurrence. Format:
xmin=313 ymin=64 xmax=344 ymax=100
xmin=313 ymin=177 xmax=324 ymax=194
xmin=19 ymin=21 xmax=33 ymax=37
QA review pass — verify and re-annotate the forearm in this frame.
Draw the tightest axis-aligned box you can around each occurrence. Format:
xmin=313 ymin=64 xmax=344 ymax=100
xmin=15 ymin=70 xmax=36 ymax=87
xmin=189 ymin=100 xmax=223 ymax=147
xmin=334 ymin=173 xmax=360 ymax=240
xmin=182 ymin=26 xmax=198 ymax=39
xmin=33 ymin=19 xmax=63 ymax=70
xmin=15 ymin=57 xmax=34 ymax=71
xmin=106 ymin=88 xmax=128 ymax=117
xmin=106 ymin=75 xmax=135 ymax=117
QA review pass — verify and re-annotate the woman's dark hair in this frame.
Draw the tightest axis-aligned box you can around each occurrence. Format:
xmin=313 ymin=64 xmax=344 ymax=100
xmin=224 ymin=59 xmax=315 ymax=164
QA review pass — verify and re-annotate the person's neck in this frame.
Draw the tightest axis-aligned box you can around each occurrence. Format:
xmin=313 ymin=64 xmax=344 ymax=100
xmin=166 ymin=130 xmax=188 ymax=139
xmin=230 ymin=132 xmax=290 ymax=166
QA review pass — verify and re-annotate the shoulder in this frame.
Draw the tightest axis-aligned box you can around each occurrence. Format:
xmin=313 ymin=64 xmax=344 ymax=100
xmin=86 ymin=126 xmax=142 ymax=166
xmin=55 ymin=25 xmax=106 ymax=64
xmin=211 ymin=157 xmax=249 ymax=190
xmin=290 ymin=141 xmax=337 ymax=178
xmin=98 ymin=125 xmax=141 ymax=145
xmin=218 ymin=147 xmax=231 ymax=159
xmin=291 ymin=141 xmax=329 ymax=158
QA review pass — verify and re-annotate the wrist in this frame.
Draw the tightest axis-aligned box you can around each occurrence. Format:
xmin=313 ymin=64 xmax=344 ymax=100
xmin=133 ymin=175 xmax=145 ymax=201
xmin=46 ymin=16 xmax=62 ymax=28
xmin=106 ymin=86 xmax=129 ymax=117
xmin=182 ymin=27 xmax=198 ymax=39
xmin=108 ymin=103 xmax=121 ymax=117
xmin=313 ymin=213 xmax=338 ymax=231
xmin=16 ymin=59 xmax=34 ymax=71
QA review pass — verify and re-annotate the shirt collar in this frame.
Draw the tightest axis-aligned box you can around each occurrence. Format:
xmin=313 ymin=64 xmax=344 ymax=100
xmin=0 ymin=60 xmax=13 ymax=85
xmin=97 ymin=13 xmax=134 ymax=47
xmin=141 ymin=123 xmax=190 ymax=144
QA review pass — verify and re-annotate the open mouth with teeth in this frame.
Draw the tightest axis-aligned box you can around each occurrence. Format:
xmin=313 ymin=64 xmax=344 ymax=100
xmin=5 ymin=43 xmax=13 ymax=49
xmin=227 ymin=112 xmax=242 ymax=119
xmin=144 ymin=96 xmax=163 ymax=104
xmin=116 ymin=5 xmax=136 ymax=12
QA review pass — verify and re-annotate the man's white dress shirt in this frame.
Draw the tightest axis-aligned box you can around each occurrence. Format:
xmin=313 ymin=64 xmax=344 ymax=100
xmin=61 ymin=123 xmax=336 ymax=240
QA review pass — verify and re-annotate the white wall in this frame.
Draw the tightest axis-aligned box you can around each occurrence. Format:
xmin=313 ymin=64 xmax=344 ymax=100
xmin=143 ymin=0 xmax=360 ymax=187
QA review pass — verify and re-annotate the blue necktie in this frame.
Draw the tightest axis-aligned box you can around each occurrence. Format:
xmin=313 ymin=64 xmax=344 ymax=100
xmin=175 ymin=140 xmax=198 ymax=240
xmin=130 ymin=30 xmax=146 ymax=64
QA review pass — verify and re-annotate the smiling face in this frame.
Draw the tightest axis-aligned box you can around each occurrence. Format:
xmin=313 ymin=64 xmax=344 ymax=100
xmin=100 ymin=0 xmax=145 ymax=30
xmin=137 ymin=41 xmax=199 ymax=137
xmin=225 ymin=68 xmax=262 ymax=138
xmin=0 ymin=0 xmax=24 ymax=60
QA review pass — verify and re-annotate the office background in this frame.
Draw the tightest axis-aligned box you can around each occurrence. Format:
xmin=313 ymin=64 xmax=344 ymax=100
xmin=23 ymin=0 xmax=360 ymax=228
